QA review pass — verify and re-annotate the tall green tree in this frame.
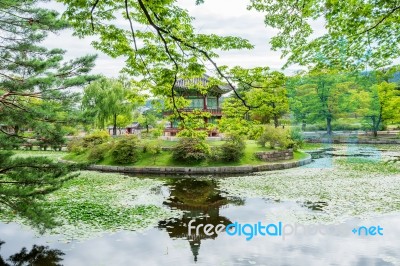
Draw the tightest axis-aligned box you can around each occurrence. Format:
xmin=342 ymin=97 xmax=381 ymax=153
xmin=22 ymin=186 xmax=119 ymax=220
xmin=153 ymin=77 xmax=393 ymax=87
xmin=0 ymin=0 xmax=97 ymax=228
xmin=343 ymin=67 xmax=400 ymax=136
xmin=246 ymin=71 xmax=289 ymax=127
xmin=288 ymin=69 xmax=346 ymax=134
xmin=360 ymin=81 xmax=400 ymax=136
xmin=82 ymin=78 xmax=145 ymax=135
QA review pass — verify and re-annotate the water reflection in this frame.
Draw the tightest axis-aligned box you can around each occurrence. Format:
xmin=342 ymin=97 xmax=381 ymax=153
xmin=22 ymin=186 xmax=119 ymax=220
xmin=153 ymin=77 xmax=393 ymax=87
xmin=158 ymin=179 xmax=242 ymax=262
xmin=0 ymin=240 xmax=64 ymax=266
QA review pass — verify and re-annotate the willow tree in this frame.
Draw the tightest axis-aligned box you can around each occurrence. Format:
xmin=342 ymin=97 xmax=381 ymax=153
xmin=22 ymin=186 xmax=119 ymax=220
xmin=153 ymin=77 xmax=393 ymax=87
xmin=0 ymin=0 xmax=97 ymax=228
xmin=82 ymin=78 xmax=145 ymax=135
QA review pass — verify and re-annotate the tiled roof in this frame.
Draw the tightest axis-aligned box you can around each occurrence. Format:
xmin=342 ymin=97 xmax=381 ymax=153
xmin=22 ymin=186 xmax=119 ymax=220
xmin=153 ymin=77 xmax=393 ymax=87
xmin=174 ymin=74 xmax=232 ymax=93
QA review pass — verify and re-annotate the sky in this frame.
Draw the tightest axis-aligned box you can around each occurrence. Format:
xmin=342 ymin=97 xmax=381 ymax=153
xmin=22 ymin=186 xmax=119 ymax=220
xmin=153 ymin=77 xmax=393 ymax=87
xmin=42 ymin=0 xmax=324 ymax=77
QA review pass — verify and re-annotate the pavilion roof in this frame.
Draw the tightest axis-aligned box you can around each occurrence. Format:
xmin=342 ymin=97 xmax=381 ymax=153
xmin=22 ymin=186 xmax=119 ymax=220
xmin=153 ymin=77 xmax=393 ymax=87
xmin=174 ymin=74 xmax=232 ymax=94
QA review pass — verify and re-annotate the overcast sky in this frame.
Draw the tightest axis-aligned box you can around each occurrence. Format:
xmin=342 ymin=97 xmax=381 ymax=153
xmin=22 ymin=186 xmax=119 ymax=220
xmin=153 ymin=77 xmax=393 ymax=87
xmin=42 ymin=0 xmax=324 ymax=77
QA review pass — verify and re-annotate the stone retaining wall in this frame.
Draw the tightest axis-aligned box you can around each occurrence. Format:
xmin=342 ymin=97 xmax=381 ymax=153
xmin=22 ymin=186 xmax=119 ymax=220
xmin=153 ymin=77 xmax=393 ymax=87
xmin=255 ymin=149 xmax=293 ymax=161
xmin=63 ymin=154 xmax=311 ymax=175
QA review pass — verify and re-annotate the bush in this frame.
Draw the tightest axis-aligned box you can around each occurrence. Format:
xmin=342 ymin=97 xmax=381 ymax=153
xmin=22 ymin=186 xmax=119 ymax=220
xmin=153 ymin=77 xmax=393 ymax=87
xmin=111 ymin=135 xmax=140 ymax=164
xmin=67 ymin=138 xmax=86 ymax=154
xmin=142 ymin=140 xmax=162 ymax=154
xmin=143 ymin=140 xmax=162 ymax=165
xmin=220 ymin=136 xmax=245 ymax=162
xmin=172 ymin=137 xmax=210 ymax=163
xmin=83 ymin=130 xmax=110 ymax=148
xmin=208 ymin=148 xmax=221 ymax=161
xmin=257 ymin=125 xmax=290 ymax=149
xmin=88 ymin=143 xmax=112 ymax=163
xmin=288 ymin=128 xmax=304 ymax=151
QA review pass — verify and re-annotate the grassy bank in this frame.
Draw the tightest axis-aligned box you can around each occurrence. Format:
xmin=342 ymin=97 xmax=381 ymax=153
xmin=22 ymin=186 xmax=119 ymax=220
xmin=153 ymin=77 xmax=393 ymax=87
xmin=64 ymin=140 xmax=308 ymax=167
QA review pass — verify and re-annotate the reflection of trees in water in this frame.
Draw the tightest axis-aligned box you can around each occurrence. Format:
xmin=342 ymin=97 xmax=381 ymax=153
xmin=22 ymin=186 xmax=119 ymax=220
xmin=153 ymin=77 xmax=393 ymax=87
xmin=158 ymin=178 xmax=244 ymax=262
xmin=0 ymin=240 xmax=64 ymax=266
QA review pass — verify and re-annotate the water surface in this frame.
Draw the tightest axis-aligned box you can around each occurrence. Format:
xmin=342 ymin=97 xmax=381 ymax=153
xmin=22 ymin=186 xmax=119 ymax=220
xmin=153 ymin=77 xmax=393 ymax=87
xmin=1 ymin=144 xmax=399 ymax=265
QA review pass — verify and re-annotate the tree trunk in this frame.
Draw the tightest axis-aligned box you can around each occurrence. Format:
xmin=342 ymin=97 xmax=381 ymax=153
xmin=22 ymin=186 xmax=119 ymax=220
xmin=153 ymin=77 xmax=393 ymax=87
xmin=326 ymin=117 xmax=332 ymax=135
xmin=113 ymin=113 xmax=117 ymax=136
xmin=274 ymin=115 xmax=279 ymax=128
xmin=302 ymin=120 xmax=306 ymax=131
xmin=146 ymin=124 xmax=149 ymax=133
xmin=372 ymin=114 xmax=382 ymax=138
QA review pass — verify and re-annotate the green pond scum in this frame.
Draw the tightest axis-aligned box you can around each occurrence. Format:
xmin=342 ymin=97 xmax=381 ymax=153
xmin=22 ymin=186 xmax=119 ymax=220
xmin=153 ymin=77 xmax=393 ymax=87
xmin=2 ymin=146 xmax=399 ymax=240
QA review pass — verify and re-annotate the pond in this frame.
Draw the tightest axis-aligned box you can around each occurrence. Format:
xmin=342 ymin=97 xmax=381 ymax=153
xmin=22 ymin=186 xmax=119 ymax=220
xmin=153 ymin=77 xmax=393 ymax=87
xmin=1 ymin=144 xmax=399 ymax=265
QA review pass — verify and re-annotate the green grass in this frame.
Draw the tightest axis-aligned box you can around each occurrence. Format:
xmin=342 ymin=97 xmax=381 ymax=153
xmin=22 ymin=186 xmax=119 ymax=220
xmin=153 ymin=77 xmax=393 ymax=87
xmin=64 ymin=140 xmax=309 ymax=167
xmin=294 ymin=150 xmax=309 ymax=160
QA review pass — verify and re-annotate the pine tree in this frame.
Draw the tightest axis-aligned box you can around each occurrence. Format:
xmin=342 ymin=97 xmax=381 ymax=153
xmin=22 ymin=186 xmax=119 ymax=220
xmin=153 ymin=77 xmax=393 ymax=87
xmin=0 ymin=0 xmax=97 ymax=228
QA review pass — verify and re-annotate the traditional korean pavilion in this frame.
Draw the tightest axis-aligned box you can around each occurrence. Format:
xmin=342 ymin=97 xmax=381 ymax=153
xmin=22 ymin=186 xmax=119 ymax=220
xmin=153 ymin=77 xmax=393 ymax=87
xmin=163 ymin=75 xmax=232 ymax=137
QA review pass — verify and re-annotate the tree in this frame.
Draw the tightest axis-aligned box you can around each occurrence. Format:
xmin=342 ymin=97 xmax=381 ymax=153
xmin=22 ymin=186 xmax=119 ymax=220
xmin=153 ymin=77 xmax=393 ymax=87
xmin=137 ymin=109 xmax=158 ymax=133
xmin=287 ymin=75 xmax=314 ymax=130
xmin=82 ymin=78 xmax=145 ymax=135
xmin=59 ymin=0 xmax=256 ymax=117
xmin=362 ymin=81 xmax=400 ymax=136
xmin=0 ymin=151 xmax=80 ymax=230
xmin=218 ymin=97 xmax=253 ymax=137
xmin=245 ymin=71 xmax=289 ymax=127
xmin=0 ymin=0 xmax=97 ymax=228
xmin=249 ymin=0 xmax=400 ymax=69
xmin=0 ymin=240 xmax=64 ymax=266
xmin=342 ymin=68 xmax=400 ymax=136
xmin=288 ymin=69 xmax=345 ymax=134
xmin=0 ymin=0 xmax=98 ymax=140
xmin=115 ymin=114 xmax=133 ymax=135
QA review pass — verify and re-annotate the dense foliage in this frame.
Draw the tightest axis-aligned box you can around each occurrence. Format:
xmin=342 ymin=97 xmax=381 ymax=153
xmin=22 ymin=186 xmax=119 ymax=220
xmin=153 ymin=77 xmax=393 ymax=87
xmin=257 ymin=125 xmax=291 ymax=149
xmin=111 ymin=136 xmax=141 ymax=164
xmin=249 ymin=0 xmax=400 ymax=69
xmin=172 ymin=137 xmax=210 ymax=163
xmin=219 ymin=136 xmax=246 ymax=162
xmin=0 ymin=151 xmax=80 ymax=230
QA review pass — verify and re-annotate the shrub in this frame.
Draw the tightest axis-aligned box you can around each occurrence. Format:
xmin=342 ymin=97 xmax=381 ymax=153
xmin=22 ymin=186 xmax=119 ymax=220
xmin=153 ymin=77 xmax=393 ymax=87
xmin=88 ymin=143 xmax=112 ymax=163
xmin=172 ymin=137 xmax=210 ymax=163
xmin=143 ymin=141 xmax=162 ymax=154
xmin=257 ymin=125 xmax=290 ymax=149
xmin=144 ymin=141 xmax=162 ymax=165
xmin=220 ymin=135 xmax=245 ymax=162
xmin=111 ymin=135 xmax=140 ymax=164
xmin=83 ymin=130 xmax=110 ymax=148
xmin=67 ymin=138 xmax=86 ymax=154
xmin=288 ymin=128 xmax=304 ymax=151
